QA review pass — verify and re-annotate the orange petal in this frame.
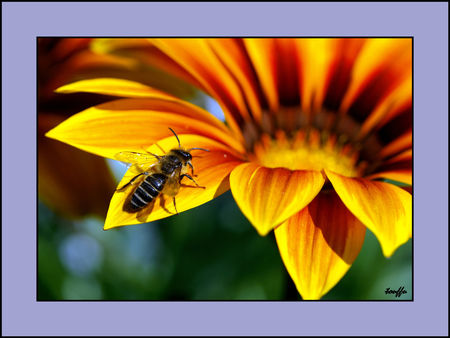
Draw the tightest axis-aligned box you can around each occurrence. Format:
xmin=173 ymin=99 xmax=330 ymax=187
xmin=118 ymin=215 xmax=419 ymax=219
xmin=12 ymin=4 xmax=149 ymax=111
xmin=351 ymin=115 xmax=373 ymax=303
xmin=243 ymin=39 xmax=279 ymax=112
xmin=62 ymin=48 xmax=138 ymax=70
xmin=274 ymin=39 xmax=301 ymax=106
xmin=76 ymin=40 xmax=201 ymax=100
xmin=296 ymin=39 xmax=341 ymax=113
xmin=46 ymin=98 xmax=245 ymax=160
xmin=41 ymin=49 xmax=137 ymax=98
xmin=323 ymin=38 xmax=366 ymax=111
xmin=339 ymin=38 xmax=412 ymax=114
xmin=230 ymin=163 xmax=325 ymax=236
xmin=90 ymin=38 xmax=152 ymax=54
xmin=207 ymin=39 xmax=264 ymax=121
xmin=151 ymin=38 xmax=249 ymax=140
xmin=89 ymin=39 xmax=198 ymax=93
xmin=358 ymin=73 xmax=412 ymax=137
xmin=379 ymin=130 xmax=412 ymax=159
xmin=47 ymin=38 xmax=92 ymax=60
xmin=383 ymin=149 xmax=412 ymax=165
xmin=275 ymin=192 xmax=366 ymax=299
xmin=374 ymin=148 xmax=412 ymax=185
xmin=104 ymin=134 xmax=243 ymax=229
xmin=326 ymin=170 xmax=412 ymax=257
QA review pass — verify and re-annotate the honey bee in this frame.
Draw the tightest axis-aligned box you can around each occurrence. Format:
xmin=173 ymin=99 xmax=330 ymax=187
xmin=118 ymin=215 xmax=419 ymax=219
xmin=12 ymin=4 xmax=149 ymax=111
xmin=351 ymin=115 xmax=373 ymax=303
xmin=115 ymin=128 xmax=209 ymax=214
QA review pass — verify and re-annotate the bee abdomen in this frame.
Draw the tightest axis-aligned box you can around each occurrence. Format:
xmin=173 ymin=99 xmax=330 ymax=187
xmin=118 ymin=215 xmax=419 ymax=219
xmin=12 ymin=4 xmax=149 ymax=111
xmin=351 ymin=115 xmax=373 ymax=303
xmin=129 ymin=173 xmax=167 ymax=211
xmin=146 ymin=173 xmax=167 ymax=191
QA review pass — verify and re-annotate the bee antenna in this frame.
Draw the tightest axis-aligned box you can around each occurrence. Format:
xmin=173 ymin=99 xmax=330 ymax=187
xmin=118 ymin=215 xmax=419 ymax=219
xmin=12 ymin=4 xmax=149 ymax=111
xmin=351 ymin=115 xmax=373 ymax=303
xmin=188 ymin=147 xmax=210 ymax=152
xmin=168 ymin=127 xmax=181 ymax=148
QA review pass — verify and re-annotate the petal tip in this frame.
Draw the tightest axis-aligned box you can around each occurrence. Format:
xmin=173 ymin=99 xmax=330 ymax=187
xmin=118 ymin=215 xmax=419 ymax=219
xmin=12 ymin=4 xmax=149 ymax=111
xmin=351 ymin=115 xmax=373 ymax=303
xmin=54 ymin=86 xmax=66 ymax=93
xmin=381 ymin=237 xmax=411 ymax=258
xmin=230 ymin=164 xmax=325 ymax=236
xmin=44 ymin=127 xmax=58 ymax=140
xmin=254 ymin=225 xmax=271 ymax=237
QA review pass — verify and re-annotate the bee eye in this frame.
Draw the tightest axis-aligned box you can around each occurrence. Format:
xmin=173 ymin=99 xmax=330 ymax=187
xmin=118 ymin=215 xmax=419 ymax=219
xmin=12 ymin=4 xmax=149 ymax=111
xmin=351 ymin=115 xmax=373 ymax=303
xmin=173 ymin=149 xmax=192 ymax=162
xmin=179 ymin=150 xmax=191 ymax=161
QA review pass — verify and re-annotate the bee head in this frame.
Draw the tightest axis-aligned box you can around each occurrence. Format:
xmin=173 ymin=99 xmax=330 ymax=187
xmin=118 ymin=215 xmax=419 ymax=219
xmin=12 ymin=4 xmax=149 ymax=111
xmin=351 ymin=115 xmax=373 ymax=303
xmin=172 ymin=149 xmax=192 ymax=163
xmin=180 ymin=150 xmax=192 ymax=162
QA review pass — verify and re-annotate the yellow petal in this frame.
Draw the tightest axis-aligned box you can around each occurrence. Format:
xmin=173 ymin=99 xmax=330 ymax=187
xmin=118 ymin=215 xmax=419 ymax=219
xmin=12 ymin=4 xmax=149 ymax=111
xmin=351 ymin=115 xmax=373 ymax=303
xmin=230 ymin=163 xmax=325 ymax=236
xmin=56 ymin=78 xmax=178 ymax=99
xmin=46 ymin=98 xmax=245 ymax=160
xmin=104 ymin=134 xmax=243 ymax=229
xmin=326 ymin=170 xmax=412 ymax=257
xmin=55 ymin=79 xmax=229 ymax=134
xmin=275 ymin=192 xmax=366 ymax=299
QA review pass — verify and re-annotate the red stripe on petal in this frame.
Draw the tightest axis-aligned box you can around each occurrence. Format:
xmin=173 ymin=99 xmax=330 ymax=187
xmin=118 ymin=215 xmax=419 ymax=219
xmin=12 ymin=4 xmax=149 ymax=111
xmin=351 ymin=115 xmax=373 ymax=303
xmin=275 ymin=191 xmax=366 ymax=299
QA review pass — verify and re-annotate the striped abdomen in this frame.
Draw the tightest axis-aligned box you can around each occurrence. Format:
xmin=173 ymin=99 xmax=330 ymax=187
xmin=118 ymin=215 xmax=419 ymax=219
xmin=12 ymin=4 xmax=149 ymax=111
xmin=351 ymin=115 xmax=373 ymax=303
xmin=127 ymin=173 xmax=167 ymax=211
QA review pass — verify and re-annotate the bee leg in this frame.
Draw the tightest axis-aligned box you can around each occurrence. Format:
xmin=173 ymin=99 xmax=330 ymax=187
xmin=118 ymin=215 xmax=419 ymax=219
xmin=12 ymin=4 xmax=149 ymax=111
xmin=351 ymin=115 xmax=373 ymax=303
xmin=180 ymin=174 xmax=205 ymax=189
xmin=173 ymin=197 xmax=179 ymax=215
xmin=187 ymin=162 xmax=196 ymax=176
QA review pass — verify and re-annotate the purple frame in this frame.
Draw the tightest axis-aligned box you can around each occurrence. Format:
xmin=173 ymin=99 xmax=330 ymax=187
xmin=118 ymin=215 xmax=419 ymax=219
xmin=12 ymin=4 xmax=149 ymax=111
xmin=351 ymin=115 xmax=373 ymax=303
xmin=2 ymin=2 xmax=448 ymax=335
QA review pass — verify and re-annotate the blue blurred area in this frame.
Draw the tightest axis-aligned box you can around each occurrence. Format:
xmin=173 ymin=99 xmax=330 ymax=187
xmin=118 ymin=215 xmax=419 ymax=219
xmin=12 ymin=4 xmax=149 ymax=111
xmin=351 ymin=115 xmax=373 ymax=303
xmin=190 ymin=92 xmax=225 ymax=121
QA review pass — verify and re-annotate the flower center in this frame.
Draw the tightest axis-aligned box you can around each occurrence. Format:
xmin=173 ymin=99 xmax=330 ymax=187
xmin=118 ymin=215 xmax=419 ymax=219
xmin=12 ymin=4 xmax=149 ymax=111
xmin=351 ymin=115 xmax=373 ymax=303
xmin=243 ymin=108 xmax=382 ymax=178
xmin=251 ymin=129 xmax=360 ymax=177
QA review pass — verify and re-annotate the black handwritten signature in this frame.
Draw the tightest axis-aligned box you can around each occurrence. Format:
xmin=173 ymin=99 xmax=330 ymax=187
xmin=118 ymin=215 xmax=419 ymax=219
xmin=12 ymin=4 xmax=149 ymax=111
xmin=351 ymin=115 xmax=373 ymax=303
xmin=385 ymin=286 xmax=407 ymax=298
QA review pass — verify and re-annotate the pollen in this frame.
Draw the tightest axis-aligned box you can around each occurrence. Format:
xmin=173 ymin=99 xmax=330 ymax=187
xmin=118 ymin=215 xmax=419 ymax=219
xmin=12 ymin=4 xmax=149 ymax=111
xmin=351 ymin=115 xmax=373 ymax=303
xmin=252 ymin=129 xmax=362 ymax=178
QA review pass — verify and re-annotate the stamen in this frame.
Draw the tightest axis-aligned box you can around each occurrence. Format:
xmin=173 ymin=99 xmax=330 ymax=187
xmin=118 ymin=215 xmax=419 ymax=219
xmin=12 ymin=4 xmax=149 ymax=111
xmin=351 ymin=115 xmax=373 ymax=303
xmin=243 ymin=107 xmax=383 ymax=178
xmin=252 ymin=128 xmax=362 ymax=177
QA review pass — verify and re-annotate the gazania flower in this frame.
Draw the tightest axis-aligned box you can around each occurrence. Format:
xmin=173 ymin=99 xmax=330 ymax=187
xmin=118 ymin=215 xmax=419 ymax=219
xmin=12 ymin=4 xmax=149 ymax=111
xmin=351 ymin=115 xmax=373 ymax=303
xmin=46 ymin=38 xmax=412 ymax=299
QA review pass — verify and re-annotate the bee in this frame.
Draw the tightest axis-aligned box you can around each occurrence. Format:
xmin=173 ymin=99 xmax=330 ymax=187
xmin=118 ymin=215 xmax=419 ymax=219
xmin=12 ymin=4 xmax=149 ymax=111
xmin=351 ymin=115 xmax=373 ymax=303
xmin=115 ymin=128 xmax=209 ymax=214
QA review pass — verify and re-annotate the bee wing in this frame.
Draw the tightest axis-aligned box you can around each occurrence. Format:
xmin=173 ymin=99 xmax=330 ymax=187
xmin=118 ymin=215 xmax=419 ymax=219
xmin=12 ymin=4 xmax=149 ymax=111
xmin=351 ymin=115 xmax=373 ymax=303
xmin=115 ymin=151 xmax=158 ymax=164
xmin=114 ymin=151 xmax=160 ymax=173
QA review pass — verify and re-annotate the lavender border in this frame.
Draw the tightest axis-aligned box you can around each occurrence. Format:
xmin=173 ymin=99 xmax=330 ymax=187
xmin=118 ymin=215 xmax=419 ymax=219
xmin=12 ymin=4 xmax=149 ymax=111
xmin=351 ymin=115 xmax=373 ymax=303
xmin=2 ymin=2 xmax=448 ymax=336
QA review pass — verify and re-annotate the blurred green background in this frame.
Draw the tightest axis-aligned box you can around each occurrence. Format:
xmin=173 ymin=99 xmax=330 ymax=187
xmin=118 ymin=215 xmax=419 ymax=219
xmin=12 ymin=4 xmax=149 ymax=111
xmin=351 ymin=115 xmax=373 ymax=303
xmin=38 ymin=188 xmax=412 ymax=301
